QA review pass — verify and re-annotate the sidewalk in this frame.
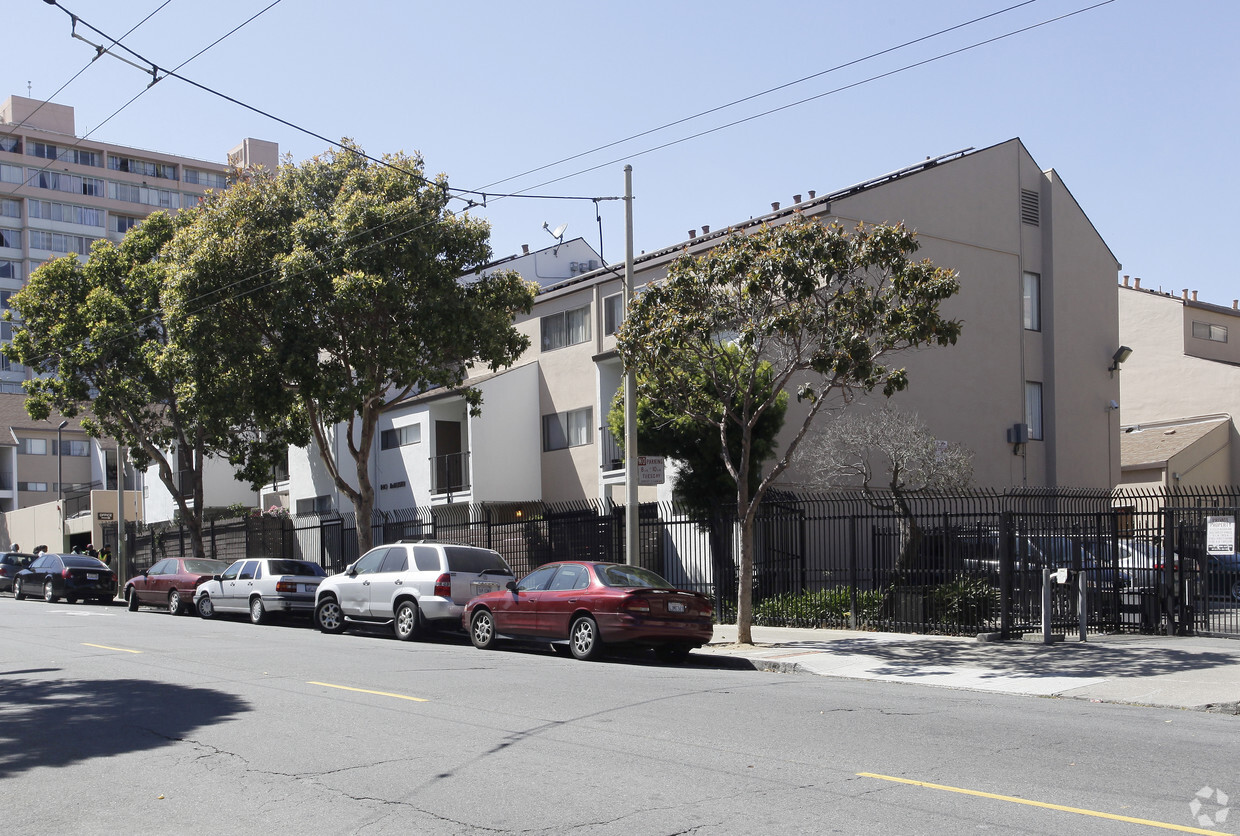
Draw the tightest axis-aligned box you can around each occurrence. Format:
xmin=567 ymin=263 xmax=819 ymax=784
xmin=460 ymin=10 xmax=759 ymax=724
xmin=698 ymin=625 xmax=1240 ymax=713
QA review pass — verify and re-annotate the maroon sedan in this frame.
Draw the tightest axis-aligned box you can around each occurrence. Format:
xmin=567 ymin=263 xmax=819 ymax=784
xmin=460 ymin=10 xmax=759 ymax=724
xmin=463 ymin=561 xmax=713 ymax=662
xmin=125 ymin=557 xmax=229 ymax=615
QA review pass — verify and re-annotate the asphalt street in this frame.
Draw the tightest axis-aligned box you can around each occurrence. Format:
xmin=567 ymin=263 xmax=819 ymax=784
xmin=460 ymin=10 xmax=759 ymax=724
xmin=1 ymin=595 xmax=1237 ymax=836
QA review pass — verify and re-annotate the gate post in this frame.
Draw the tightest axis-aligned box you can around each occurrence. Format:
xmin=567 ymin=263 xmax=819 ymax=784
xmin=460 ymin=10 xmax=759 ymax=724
xmin=848 ymin=515 xmax=858 ymax=631
xmin=999 ymin=510 xmax=1013 ymax=640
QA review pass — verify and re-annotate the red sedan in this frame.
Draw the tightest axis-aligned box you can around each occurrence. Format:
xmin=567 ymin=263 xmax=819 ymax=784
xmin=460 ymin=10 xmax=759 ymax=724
xmin=124 ymin=557 xmax=229 ymax=615
xmin=463 ymin=561 xmax=713 ymax=662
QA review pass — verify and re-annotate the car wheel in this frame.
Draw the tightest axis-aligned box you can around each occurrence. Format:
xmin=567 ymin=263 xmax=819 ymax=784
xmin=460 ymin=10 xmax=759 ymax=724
xmin=569 ymin=615 xmax=603 ymax=661
xmin=249 ymin=597 xmax=266 ymax=625
xmin=470 ymin=609 xmax=497 ymax=650
xmin=654 ymin=643 xmax=693 ymax=664
xmin=394 ymin=601 xmax=421 ymax=641
xmin=196 ymin=594 xmax=216 ymax=619
xmin=315 ymin=598 xmax=346 ymax=634
xmin=550 ymin=643 xmax=572 ymax=658
xmin=13 ymin=578 xmax=25 ymax=600
xmin=1231 ymin=579 xmax=1240 ymax=603
xmin=127 ymin=587 xmax=139 ymax=611
xmin=168 ymin=589 xmax=182 ymax=616
xmin=44 ymin=580 xmax=58 ymax=603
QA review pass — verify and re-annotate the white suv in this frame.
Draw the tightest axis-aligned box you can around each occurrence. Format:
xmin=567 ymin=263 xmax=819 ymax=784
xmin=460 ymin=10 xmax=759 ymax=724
xmin=314 ymin=540 xmax=513 ymax=640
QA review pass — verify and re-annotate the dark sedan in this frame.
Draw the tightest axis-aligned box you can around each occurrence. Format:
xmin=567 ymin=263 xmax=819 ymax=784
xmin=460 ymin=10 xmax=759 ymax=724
xmin=125 ymin=557 xmax=229 ymax=615
xmin=14 ymin=553 xmax=117 ymax=604
xmin=1202 ymin=553 xmax=1240 ymax=603
xmin=0 ymin=552 xmax=35 ymax=593
xmin=464 ymin=561 xmax=713 ymax=662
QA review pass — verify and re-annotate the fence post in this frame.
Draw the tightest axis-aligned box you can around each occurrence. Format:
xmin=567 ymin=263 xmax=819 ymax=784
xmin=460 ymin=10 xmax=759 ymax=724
xmin=848 ymin=515 xmax=858 ymax=631
xmin=999 ymin=510 xmax=1013 ymax=640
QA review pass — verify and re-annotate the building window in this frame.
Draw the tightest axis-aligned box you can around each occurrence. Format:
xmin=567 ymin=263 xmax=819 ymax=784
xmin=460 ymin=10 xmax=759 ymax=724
xmin=380 ymin=424 xmax=421 ymax=449
xmin=17 ymin=482 xmax=48 ymax=492
xmin=0 ymin=228 xmax=18 ymax=249
xmin=108 ymin=155 xmax=176 ymax=179
xmin=26 ymin=169 xmax=105 ymax=197
xmin=53 ymin=440 xmax=90 ymax=456
xmin=29 ymin=230 xmax=98 ymax=256
xmin=17 ymin=438 xmax=47 ymax=455
xmin=0 ymin=199 xmax=19 ymax=219
xmin=28 ymin=199 xmax=103 ymax=228
xmin=1025 ymin=381 xmax=1043 ymax=441
xmin=542 ymin=407 xmax=593 ymax=452
xmin=0 ymin=137 xmax=20 ymax=154
xmin=0 ymin=355 xmax=24 ymax=373
xmin=1022 ymin=272 xmax=1040 ymax=331
xmin=1192 ymin=321 xmax=1228 ymax=343
xmin=603 ymin=293 xmax=624 ymax=336
xmin=295 ymin=495 xmax=333 ymax=514
xmin=183 ymin=168 xmax=229 ymax=189
xmin=0 ymin=164 xmax=22 ymax=184
xmin=541 ymin=304 xmax=591 ymax=351
xmin=27 ymin=142 xmax=101 ymax=167
xmin=107 ymin=181 xmax=179 ymax=209
xmin=0 ymin=260 xmax=19 ymax=279
xmin=113 ymin=215 xmax=141 ymax=234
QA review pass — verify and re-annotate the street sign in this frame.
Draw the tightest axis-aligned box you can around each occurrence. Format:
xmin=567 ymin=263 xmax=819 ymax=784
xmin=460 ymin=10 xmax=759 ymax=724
xmin=638 ymin=455 xmax=665 ymax=486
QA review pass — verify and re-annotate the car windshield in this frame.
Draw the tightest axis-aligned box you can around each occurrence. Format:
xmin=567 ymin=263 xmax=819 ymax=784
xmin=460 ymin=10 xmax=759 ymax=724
xmin=63 ymin=556 xmax=107 ymax=568
xmin=444 ymin=546 xmax=512 ymax=575
xmin=268 ymin=560 xmax=325 ymax=577
xmin=185 ymin=559 xmax=228 ymax=574
xmin=595 ymin=564 xmax=674 ymax=589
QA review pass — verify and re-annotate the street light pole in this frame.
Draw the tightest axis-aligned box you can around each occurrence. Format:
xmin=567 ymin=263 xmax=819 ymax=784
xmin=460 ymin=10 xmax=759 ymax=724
xmin=56 ymin=419 xmax=67 ymax=552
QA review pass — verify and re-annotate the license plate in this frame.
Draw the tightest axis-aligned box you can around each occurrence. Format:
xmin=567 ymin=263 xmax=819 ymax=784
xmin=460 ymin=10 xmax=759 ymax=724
xmin=667 ymin=600 xmax=686 ymax=613
xmin=86 ymin=573 xmax=99 ymax=580
xmin=473 ymin=582 xmax=499 ymax=594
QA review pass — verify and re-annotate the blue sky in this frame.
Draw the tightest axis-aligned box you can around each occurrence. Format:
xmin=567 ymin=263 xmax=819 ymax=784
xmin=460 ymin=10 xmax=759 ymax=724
xmin=5 ymin=0 xmax=1237 ymax=305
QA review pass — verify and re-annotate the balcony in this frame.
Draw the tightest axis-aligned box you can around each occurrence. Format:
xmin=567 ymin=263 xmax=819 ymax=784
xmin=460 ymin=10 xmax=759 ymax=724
xmin=433 ymin=452 xmax=470 ymax=495
xmin=600 ymin=427 xmax=623 ymax=473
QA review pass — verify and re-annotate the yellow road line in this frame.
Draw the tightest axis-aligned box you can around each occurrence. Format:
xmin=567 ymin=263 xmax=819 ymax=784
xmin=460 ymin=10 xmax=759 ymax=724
xmin=307 ymin=681 xmax=427 ymax=702
xmin=857 ymin=773 xmax=1231 ymax=835
xmin=81 ymin=643 xmax=142 ymax=654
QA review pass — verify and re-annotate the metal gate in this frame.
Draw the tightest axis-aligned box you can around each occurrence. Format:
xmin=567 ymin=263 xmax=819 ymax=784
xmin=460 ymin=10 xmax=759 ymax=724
xmin=1170 ymin=504 xmax=1240 ymax=638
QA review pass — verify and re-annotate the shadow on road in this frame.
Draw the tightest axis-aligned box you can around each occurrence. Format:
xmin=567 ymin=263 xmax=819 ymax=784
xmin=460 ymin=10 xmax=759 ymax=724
xmin=0 ymin=671 xmax=249 ymax=779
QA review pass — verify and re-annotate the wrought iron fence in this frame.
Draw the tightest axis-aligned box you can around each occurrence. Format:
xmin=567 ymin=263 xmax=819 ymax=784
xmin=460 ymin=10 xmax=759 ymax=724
xmin=98 ymin=486 xmax=1240 ymax=638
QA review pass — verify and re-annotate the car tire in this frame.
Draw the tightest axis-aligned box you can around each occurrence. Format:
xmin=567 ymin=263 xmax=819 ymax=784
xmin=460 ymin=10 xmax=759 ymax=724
xmin=655 ymin=643 xmax=693 ymax=664
xmin=569 ymin=615 xmax=603 ymax=661
xmin=13 ymin=578 xmax=25 ymax=600
xmin=127 ymin=587 xmax=139 ymax=611
xmin=44 ymin=580 xmax=58 ymax=603
xmin=1231 ymin=579 xmax=1240 ymax=603
xmin=470 ymin=609 xmax=497 ymax=650
xmin=168 ymin=589 xmax=182 ymax=616
xmin=315 ymin=598 xmax=346 ymax=634
xmin=196 ymin=594 xmax=216 ymax=619
xmin=394 ymin=600 xmax=420 ymax=642
xmin=250 ymin=597 xmax=266 ymax=625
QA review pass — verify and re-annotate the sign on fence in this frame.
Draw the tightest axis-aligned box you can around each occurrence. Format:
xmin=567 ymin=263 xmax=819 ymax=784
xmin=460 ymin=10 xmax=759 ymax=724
xmin=1206 ymin=516 xmax=1235 ymax=555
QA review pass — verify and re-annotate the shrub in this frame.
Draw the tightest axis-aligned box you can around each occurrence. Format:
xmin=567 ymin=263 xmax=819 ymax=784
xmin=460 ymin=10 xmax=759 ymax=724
xmin=931 ymin=575 xmax=999 ymax=626
xmin=753 ymin=587 xmax=884 ymax=628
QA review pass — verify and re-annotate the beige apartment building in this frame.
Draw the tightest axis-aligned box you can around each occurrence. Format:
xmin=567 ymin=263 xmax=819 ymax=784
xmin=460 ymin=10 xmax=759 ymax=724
xmin=1117 ymin=280 xmax=1240 ymax=488
xmin=0 ymin=93 xmax=276 ymax=544
xmin=346 ymin=138 xmax=1122 ymax=513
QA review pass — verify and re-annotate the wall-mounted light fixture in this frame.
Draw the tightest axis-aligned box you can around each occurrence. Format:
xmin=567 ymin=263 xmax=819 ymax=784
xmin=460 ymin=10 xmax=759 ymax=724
xmin=1108 ymin=345 xmax=1133 ymax=375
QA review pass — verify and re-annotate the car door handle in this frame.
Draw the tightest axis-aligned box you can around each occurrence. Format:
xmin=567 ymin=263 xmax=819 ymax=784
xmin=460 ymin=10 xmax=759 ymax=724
xmin=395 ymin=579 xmax=403 ymax=585
xmin=363 ymin=580 xmax=370 ymax=586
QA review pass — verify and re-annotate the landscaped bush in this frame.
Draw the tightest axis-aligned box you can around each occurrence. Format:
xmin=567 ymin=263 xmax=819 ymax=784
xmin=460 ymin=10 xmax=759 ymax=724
xmin=931 ymin=575 xmax=999 ymax=626
xmin=753 ymin=587 xmax=884 ymax=628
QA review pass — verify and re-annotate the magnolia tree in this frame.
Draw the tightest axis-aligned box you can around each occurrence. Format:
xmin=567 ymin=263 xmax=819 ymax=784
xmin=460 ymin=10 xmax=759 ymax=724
xmin=164 ymin=143 xmax=536 ymax=554
xmin=799 ymin=405 xmax=974 ymax=582
xmin=616 ymin=218 xmax=961 ymax=643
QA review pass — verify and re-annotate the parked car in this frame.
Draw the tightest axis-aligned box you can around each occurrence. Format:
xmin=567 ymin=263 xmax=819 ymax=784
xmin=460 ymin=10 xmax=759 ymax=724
xmin=13 ymin=553 xmax=117 ymax=604
xmin=463 ymin=561 xmax=714 ymax=662
xmin=314 ymin=540 xmax=513 ymax=640
xmin=194 ymin=558 xmax=327 ymax=623
xmin=1200 ymin=552 xmax=1240 ymax=603
xmin=0 ymin=552 xmax=35 ymax=593
xmin=125 ymin=557 xmax=230 ymax=615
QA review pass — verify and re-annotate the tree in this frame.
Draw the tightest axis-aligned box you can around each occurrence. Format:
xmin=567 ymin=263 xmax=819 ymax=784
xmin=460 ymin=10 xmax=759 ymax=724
xmin=607 ymin=346 xmax=787 ymax=614
xmin=1 ymin=212 xmax=270 ymax=560
xmin=799 ymin=405 xmax=973 ymax=583
xmin=163 ymin=143 xmax=537 ymax=554
xmin=616 ymin=217 xmax=961 ymax=643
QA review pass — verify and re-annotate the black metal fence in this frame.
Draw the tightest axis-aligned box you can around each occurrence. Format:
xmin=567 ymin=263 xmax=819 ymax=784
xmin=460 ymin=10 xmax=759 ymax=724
xmin=98 ymin=486 xmax=1240 ymax=639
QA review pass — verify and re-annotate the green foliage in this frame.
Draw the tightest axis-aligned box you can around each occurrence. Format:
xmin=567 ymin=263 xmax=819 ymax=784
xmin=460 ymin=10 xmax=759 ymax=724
xmin=607 ymin=345 xmax=787 ymax=523
xmin=930 ymin=575 xmax=999 ymax=626
xmin=753 ymin=587 xmax=885 ymax=627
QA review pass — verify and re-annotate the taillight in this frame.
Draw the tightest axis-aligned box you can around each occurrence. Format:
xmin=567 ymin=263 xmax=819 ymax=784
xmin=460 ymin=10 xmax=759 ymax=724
xmin=434 ymin=573 xmax=451 ymax=598
xmin=622 ymin=596 xmax=650 ymax=614
xmin=275 ymin=581 xmax=297 ymax=593
xmin=62 ymin=568 xmax=73 ymax=579
xmin=698 ymin=598 xmax=713 ymax=617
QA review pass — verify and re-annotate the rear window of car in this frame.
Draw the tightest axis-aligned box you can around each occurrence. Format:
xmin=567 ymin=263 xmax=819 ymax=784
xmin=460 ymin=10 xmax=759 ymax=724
xmin=595 ymin=564 xmax=673 ymax=589
xmin=444 ymin=546 xmax=512 ymax=575
xmin=63 ymin=556 xmax=107 ymax=569
xmin=185 ymin=559 xmax=228 ymax=574
xmin=268 ymin=560 xmax=326 ymax=577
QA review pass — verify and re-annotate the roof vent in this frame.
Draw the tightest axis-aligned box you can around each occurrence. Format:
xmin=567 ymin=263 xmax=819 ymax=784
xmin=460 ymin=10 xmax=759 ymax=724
xmin=771 ymin=202 xmax=780 ymax=211
xmin=1020 ymin=189 xmax=1039 ymax=226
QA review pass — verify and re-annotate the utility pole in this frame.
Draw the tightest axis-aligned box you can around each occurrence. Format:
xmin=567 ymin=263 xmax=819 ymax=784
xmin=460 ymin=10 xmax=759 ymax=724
xmin=116 ymin=445 xmax=126 ymax=584
xmin=623 ymin=165 xmax=638 ymax=566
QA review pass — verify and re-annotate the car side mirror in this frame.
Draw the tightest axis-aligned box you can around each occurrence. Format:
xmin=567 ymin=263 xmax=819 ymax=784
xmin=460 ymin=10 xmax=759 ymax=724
xmin=345 ymin=563 xmax=357 ymax=577
xmin=212 ymin=574 xmax=222 ymax=581
xmin=506 ymin=580 xmax=518 ymax=592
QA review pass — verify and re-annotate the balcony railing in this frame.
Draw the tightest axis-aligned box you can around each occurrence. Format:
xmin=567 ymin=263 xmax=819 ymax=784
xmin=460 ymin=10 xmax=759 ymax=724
xmin=599 ymin=427 xmax=623 ymax=472
xmin=433 ymin=452 xmax=470 ymax=495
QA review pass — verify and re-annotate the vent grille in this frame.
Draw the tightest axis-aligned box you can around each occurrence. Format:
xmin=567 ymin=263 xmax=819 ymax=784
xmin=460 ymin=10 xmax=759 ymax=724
xmin=1020 ymin=189 xmax=1040 ymax=226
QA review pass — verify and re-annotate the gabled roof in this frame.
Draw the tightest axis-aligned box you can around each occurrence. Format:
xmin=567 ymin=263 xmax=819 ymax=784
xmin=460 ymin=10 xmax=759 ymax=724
xmin=1120 ymin=416 xmax=1230 ymax=468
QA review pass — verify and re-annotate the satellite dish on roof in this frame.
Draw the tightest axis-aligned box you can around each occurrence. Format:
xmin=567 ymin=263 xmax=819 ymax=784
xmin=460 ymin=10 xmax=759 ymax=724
xmin=542 ymin=221 xmax=568 ymax=245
